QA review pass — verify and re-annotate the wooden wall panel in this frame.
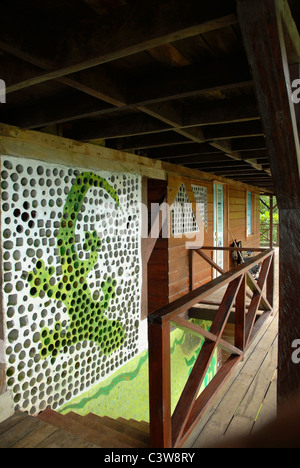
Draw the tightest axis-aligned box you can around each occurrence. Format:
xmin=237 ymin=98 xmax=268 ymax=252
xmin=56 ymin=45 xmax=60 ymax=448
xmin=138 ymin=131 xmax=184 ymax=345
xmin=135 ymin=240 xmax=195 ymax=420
xmin=168 ymin=175 xmax=214 ymax=303
xmin=147 ymin=179 xmax=169 ymax=314
xmin=228 ymin=186 xmax=260 ymax=249
xmin=168 ymin=175 xmax=261 ymax=304
xmin=148 ymin=238 xmax=169 ymax=313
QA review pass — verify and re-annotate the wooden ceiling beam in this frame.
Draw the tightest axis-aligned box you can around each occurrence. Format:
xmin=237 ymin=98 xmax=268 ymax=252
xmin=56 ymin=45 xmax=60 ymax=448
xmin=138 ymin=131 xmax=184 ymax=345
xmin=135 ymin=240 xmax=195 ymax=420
xmin=209 ymin=138 xmax=264 ymax=171
xmin=128 ymin=56 xmax=252 ymax=106
xmin=146 ymin=144 xmax=222 ymax=160
xmin=107 ymin=131 xmax=192 ymax=151
xmin=66 ymin=113 xmax=171 ymax=141
xmin=2 ymin=57 xmax=255 ymax=137
xmin=212 ymin=167 xmax=262 ymax=174
xmin=231 ymin=137 xmax=266 ymax=152
xmin=106 ymin=121 xmax=265 ymax=153
xmin=0 ymin=0 xmax=238 ymax=90
xmin=55 ymin=0 xmax=238 ymax=73
xmin=239 ymin=149 xmax=268 ymax=160
xmin=64 ymin=114 xmax=262 ymax=147
xmin=203 ymin=120 xmax=263 ymax=141
xmin=59 ymin=68 xmax=127 ymax=108
xmin=182 ymin=96 xmax=260 ymax=127
xmin=162 ymin=154 xmax=233 ymax=165
xmin=1 ymin=95 xmax=114 ymax=130
xmin=0 ymin=55 xmax=46 ymax=95
xmin=6 ymin=91 xmax=257 ymax=147
xmin=183 ymin=160 xmax=258 ymax=169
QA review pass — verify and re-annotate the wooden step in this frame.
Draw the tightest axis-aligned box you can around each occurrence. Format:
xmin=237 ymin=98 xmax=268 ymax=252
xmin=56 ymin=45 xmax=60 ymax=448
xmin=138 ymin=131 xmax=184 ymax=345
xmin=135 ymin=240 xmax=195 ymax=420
xmin=38 ymin=409 xmax=148 ymax=448
xmin=67 ymin=411 xmax=149 ymax=445
xmin=99 ymin=416 xmax=149 ymax=445
xmin=0 ymin=410 xmax=150 ymax=448
xmin=0 ymin=411 xmax=99 ymax=448
xmin=38 ymin=409 xmax=129 ymax=448
xmin=118 ymin=417 xmax=149 ymax=434
xmin=82 ymin=413 xmax=149 ymax=447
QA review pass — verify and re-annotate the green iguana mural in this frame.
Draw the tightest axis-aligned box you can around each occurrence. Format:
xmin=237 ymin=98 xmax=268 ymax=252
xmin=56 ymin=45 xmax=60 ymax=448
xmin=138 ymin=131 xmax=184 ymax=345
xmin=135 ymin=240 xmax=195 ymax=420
xmin=27 ymin=172 xmax=125 ymax=361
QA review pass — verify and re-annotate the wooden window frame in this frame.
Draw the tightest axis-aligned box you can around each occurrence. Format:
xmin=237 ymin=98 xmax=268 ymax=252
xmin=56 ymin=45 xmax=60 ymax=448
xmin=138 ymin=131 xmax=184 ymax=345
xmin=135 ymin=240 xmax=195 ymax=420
xmin=246 ymin=191 xmax=255 ymax=238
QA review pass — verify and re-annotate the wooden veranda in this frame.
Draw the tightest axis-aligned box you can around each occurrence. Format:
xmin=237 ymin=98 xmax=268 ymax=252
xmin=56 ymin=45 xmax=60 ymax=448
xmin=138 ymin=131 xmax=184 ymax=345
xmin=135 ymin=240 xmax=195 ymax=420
xmin=148 ymin=245 xmax=276 ymax=447
xmin=185 ymin=247 xmax=279 ymax=448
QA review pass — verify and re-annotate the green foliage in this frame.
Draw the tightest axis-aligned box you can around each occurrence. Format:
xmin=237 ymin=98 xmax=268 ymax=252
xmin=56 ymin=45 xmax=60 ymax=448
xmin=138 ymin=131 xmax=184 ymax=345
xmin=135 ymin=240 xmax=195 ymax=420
xmin=260 ymin=196 xmax=278 ymax=223
xmin=260 ymin=196 xmax=279 ymax=245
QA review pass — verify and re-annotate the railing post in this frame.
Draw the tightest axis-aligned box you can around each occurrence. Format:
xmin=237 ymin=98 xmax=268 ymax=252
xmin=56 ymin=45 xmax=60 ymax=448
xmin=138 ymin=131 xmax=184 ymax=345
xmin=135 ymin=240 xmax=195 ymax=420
xmin=235 ymin=274 xmax=246 ymax=352
xmin=148 ymin=320 xmax=172 ymax=448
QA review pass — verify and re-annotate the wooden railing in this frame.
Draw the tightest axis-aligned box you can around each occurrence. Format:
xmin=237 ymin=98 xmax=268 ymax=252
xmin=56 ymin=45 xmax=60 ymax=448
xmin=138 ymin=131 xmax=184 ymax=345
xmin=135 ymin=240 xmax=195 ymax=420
xmin=148 ymin=246 xmax=275 ymax=448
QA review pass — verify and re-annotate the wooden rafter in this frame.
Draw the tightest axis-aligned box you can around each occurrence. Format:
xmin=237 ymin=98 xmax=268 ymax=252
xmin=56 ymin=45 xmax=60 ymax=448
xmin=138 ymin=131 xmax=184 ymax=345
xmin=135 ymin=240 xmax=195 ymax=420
xmin=0 ymin=0 xmax=238 ymax=89
xmin=1 ymin=59 xmax=254 ymax=131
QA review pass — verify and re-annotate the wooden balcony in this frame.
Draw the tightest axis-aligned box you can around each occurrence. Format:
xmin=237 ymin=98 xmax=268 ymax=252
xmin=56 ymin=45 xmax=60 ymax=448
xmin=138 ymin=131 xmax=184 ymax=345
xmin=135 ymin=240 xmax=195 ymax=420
xmin=148 ymin=246 xmax=277 ymax=448
xmin=185 ymin=250 xmax=279 ymax=447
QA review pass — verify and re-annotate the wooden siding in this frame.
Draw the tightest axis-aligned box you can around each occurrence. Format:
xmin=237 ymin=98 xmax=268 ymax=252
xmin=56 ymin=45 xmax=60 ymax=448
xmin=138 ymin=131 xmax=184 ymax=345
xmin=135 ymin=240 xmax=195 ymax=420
xmin=168 ymin=175 xmax=213 ymax=303
xmin=147 ymin=179 xmax=169 ymax=314
xmin=148 ymin=238 xmax=169 ymax=314
xmin=228 ymin=187 xmax=260 ymax=248
xmin=168 ymin=175 xmax=261 ymax=303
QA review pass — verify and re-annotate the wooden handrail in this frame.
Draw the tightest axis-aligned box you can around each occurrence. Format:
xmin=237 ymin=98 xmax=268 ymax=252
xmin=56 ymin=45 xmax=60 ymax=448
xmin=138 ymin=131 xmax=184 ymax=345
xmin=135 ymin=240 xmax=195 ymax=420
xmin=148 ymin=247 xmax=275 ymax=448
xmin=149 ymin=249 xmax=273 ymax=326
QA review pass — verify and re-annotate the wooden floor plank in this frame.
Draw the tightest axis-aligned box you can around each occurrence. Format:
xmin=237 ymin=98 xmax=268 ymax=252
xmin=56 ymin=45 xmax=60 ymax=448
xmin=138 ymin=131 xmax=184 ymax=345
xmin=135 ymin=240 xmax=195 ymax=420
xmin=223 ymin=336 xmax=278 ymax=440
xmin=184 ymin=314 xmax=275 ymax=446
xmin=0 ymin=414 xmax=42 ymax=448
xmin=11 ymin=421 xmax=59 ymax=448
xmin=35 ymin=429 xmax=80 ymax=449
xmin=188 ymin=313 xmax=278 ymax=448
xmin=185 ymin=249 xmax=279 ymax=448
xmin=0 ymin=411 xmax=28 ymax=437
xmin=253 ymin=371 xmax=277 ymax=432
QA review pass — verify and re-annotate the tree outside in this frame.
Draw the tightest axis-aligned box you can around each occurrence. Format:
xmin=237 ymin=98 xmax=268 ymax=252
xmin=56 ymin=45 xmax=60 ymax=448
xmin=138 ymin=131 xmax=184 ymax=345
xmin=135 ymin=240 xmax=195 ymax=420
xmin=260 ymin=196 xmax=279 ymax=246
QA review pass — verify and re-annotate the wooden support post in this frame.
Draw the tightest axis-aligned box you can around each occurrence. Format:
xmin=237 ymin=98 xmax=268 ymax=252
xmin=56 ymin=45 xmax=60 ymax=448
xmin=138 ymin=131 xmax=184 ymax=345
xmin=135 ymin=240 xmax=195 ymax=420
xmin=237 ymin=0 xmax=300 ymax=407
xmin=235 ymin=274 xmax=246 ymax=352
xmin=148 ymin=321 xmax=172 ymax=448
xmin=237 ymin=0 xmax=300 ymax=206
xmin=278 ymin=209 xmax=300 ymax=406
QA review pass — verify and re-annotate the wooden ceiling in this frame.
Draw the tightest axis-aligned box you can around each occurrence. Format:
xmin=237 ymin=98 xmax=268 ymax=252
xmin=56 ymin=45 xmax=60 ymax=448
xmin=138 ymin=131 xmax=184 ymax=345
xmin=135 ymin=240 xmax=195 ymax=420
xmin=1 ymin=0 xmax=299 ymax=192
